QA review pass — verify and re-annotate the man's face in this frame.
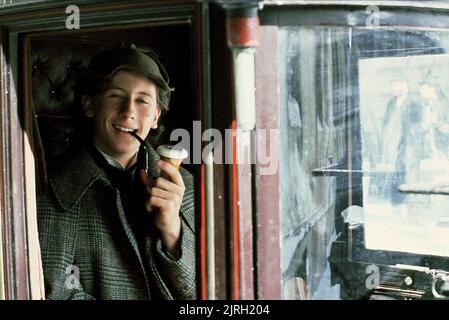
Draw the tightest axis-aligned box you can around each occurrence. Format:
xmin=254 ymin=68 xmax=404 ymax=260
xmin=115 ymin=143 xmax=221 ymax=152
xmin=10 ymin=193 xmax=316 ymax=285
xmin=82 ymin=69 xmax=161 ymax=165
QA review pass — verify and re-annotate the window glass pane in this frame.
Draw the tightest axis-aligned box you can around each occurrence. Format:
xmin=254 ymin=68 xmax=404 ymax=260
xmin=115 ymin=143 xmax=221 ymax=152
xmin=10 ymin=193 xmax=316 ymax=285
xmin=279 ymin=26 xmax=449 ymax=300
xmin=0 ymin=0 xmax=42 ymax=6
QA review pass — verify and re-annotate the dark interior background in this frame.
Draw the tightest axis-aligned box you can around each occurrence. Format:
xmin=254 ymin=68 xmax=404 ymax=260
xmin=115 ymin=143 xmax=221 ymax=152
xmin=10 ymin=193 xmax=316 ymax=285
xmin=29 ymin=23 xmax=195 ymax=186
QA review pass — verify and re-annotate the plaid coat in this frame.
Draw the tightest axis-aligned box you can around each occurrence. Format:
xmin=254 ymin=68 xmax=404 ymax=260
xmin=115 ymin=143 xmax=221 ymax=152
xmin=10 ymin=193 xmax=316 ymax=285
xmin=37 ymin=144 xmax=196 ymax=300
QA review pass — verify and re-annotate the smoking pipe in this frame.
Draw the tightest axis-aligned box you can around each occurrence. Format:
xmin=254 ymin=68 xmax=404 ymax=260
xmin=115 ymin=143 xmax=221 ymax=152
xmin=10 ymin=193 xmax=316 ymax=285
xmin=129 ymin=131 xmax=150 ymax=186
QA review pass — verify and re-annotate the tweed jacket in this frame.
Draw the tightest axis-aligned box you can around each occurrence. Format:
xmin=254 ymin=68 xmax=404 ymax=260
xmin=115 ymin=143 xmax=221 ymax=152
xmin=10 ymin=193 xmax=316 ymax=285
xmin=37 ymin=143 xmax=196 ymax=300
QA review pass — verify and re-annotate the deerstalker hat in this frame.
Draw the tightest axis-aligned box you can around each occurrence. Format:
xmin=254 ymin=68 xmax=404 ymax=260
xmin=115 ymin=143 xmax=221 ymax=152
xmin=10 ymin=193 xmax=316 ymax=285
xmin=88 ymin=42 xmax=172 ymax=91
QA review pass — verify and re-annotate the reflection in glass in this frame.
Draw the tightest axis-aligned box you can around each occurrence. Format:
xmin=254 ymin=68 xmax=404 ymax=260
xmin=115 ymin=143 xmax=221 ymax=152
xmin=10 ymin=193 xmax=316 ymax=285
xmin=279 ymin=26 xmax=449 ymax=300
xmin=360 ymin=54 xmax=449 ymax=257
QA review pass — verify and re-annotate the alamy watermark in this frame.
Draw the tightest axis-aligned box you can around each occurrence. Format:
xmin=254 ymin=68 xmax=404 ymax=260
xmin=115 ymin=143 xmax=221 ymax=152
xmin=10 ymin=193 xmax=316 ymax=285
xmin=66 ymin=5 xmax=80 ymax=30
xmin=365 ymin=5 xmax=380 ymax=28
xmin=365 ymin=264 xmax=380 ymax=289
xmin=65 ymin=264 xmax=81 ymax=290
xmin=169 ymin=121 xmax=279 ymax=176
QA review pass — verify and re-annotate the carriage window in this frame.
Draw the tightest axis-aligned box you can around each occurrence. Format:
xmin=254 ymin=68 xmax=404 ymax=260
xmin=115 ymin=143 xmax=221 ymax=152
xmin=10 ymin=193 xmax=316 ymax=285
xmin=280 ymin=26 xmax=449 ymax=300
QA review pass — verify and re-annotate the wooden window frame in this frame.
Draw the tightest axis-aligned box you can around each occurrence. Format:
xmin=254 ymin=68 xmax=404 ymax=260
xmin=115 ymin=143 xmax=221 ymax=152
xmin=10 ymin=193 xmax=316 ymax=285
xmin=0 ymin=0 xmax=210 ymax=299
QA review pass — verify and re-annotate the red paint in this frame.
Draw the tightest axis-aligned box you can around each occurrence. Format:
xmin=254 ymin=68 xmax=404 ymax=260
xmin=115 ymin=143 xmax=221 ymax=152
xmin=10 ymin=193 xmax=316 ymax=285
xmin=254 ymin=26 xmax=282 ymax=299
xmin=229 ymin=55 xmax=240 ymax=300
xmin=226 ymin=16 xmax=260 ymax=48
xmin=231 ymin=119 xmax=240 ymax=300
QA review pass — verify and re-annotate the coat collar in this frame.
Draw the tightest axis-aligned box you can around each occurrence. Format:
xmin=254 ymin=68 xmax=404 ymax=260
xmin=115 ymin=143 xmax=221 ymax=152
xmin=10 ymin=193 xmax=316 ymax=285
xmin=50 ymin=142 xmax=161 ymax=211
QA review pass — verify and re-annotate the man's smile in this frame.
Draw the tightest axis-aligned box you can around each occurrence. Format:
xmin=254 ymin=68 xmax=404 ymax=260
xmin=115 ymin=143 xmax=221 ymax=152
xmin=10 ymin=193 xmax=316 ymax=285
xmin=112 ymin=124 xmax=137 ymax=133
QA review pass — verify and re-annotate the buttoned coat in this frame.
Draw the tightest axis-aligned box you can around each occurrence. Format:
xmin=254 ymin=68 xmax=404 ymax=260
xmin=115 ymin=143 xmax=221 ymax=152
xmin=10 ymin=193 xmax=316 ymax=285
xmin=37 ymin=143 xmax=196 ymax=300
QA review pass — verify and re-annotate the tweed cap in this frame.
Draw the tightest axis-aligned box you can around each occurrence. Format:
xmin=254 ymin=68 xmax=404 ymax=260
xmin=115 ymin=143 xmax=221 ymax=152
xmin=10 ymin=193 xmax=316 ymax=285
xmin=88 ymin=42 xmax=172 ymax=90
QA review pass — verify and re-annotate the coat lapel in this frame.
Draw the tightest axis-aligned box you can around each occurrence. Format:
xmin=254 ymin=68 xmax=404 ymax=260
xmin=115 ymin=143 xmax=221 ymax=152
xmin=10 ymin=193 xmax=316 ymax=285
xmin=50 ymin=146 xmax=108 ymax=211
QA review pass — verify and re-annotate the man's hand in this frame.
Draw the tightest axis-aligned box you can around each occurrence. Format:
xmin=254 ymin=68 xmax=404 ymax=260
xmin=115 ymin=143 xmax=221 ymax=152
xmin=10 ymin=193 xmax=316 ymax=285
xmin=143 ymin=160 xmax=185 ymax=256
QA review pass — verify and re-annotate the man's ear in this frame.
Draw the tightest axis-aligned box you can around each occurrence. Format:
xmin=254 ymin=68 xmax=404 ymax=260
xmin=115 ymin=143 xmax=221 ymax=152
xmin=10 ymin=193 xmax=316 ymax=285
xmin=81 ymin=95 xmax=94 ymax=118
xmin=152 ymin=107 xmax=161 ymax=129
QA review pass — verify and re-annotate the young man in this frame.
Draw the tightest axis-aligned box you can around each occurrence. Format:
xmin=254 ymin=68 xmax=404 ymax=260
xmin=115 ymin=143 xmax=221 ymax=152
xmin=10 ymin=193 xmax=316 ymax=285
xmin=37 ymin=43 xmax=196 ymax=300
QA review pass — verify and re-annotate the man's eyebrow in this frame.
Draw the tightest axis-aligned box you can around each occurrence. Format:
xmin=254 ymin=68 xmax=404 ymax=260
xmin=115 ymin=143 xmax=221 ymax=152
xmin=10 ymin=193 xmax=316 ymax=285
xmin=106 ymin=86 xmax=126 ymax=92
xmin=106 ymin=86 xmax=154 ymax=97
xmin=137 ymin=91 xmax=154 ymax=97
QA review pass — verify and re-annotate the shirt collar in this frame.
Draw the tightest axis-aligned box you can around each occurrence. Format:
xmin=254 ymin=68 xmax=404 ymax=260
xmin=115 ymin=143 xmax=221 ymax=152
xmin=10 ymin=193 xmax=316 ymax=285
xmin=95 ymin=146 xmax=134 ymax=171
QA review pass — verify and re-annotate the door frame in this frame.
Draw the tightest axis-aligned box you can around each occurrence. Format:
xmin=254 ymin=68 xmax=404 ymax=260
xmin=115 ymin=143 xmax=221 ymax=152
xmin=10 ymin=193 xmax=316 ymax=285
xmin=0 ymin=0 xmax=210 ymax=299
